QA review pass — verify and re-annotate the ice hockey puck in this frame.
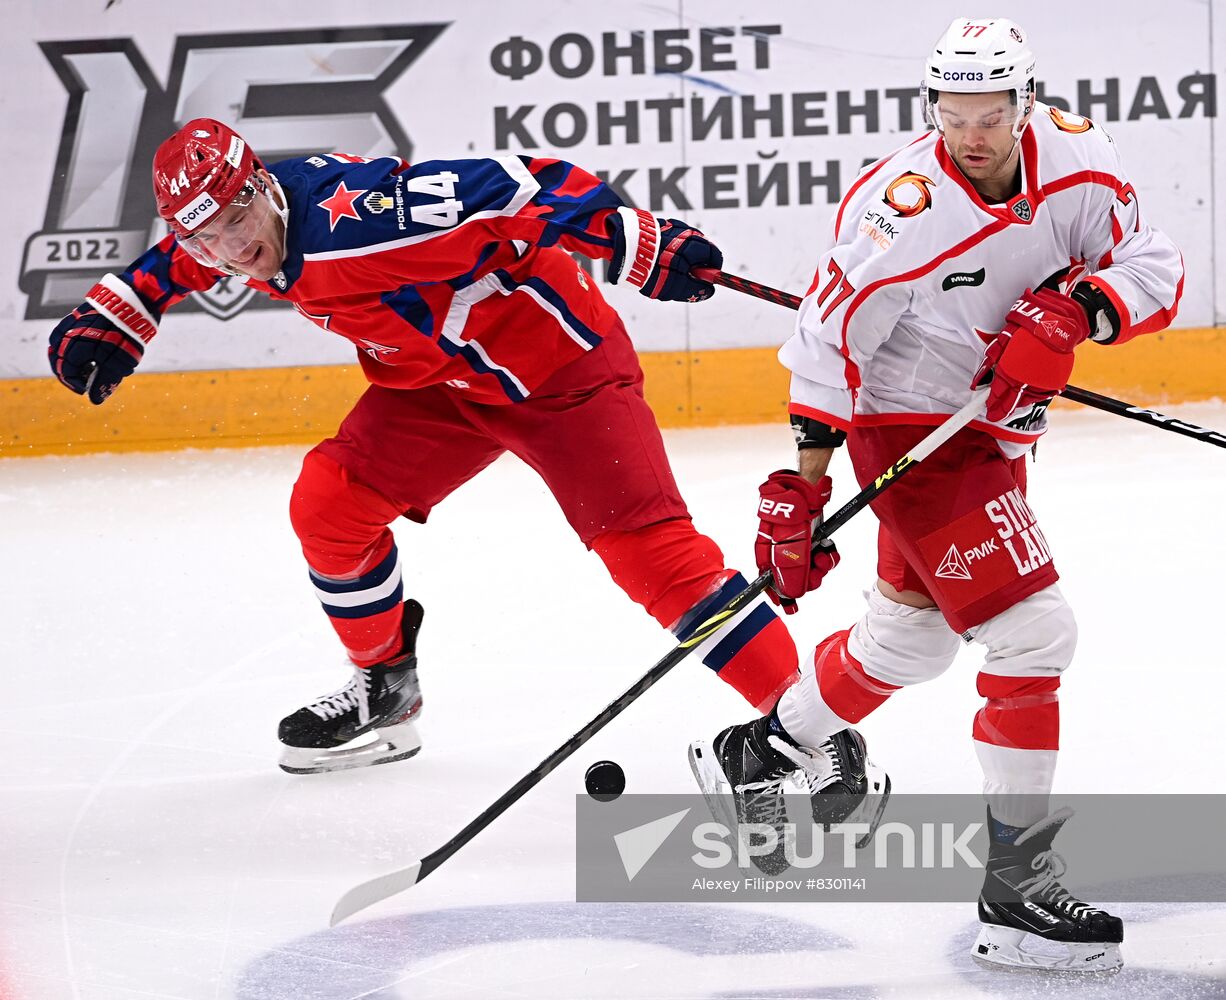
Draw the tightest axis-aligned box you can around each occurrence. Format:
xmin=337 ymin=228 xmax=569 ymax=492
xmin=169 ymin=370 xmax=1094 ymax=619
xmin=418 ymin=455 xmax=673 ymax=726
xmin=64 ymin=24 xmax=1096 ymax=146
xmin=584 ymin=760 xmax=626 ymax=801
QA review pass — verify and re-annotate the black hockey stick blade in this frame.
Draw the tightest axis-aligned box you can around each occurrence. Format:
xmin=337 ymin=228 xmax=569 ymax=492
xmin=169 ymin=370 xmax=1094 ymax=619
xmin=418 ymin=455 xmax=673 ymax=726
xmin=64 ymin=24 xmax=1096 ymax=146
xmin=329 ymin=389 xmax=988 ymax=925
xmin=693 ymin=267 xmax=1226 ymax=451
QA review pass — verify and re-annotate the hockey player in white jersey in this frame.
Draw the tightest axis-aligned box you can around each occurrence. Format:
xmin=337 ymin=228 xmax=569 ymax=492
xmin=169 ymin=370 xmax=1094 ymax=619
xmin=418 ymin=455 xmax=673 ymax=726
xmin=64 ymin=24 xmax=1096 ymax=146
xmin=689 ymin=16 xmax=1182 ymax=972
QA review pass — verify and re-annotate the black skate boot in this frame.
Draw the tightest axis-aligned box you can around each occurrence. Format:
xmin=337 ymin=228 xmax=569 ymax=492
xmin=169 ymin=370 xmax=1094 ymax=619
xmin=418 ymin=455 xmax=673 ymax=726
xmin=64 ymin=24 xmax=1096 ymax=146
xmin=804 ymin=727 xmax=891 ymax=834
xmin=688 ymin=716 xmax=890 ymax=874
xmin=974 ymin=807 xmax=1123 ymax=972
xmin=278 ymin=600 xmax=425 ymax=774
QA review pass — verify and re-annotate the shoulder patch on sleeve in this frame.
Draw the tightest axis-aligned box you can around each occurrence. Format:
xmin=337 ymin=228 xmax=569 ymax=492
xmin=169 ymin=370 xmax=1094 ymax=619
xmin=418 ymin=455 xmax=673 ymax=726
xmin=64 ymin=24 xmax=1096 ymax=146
xmin=850 ymin=169 xmax=936 ymax=253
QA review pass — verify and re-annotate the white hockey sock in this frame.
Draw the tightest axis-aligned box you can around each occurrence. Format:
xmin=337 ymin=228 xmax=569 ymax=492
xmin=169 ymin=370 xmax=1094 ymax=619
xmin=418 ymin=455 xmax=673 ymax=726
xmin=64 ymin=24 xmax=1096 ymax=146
xmin=974 ymin=740 xmax=1058 ymax=828
xmin=774 ymin=647 xmax=854 ymax=748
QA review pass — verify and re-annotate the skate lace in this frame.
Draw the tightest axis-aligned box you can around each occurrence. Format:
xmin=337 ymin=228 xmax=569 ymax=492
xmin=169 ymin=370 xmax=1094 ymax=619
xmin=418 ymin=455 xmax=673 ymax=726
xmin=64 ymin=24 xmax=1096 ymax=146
xmin=773 ymin=736 xmax=842 ymax=796
xmin=1018 ymin=849 xmax=1103 ymax=920
xmin=734 ymin=772 xmax=790 ymax=827
xmin=307 ymin=669 xmax=372 ymax=724
xmin=731 ymin=737 xmax=840 ymax=828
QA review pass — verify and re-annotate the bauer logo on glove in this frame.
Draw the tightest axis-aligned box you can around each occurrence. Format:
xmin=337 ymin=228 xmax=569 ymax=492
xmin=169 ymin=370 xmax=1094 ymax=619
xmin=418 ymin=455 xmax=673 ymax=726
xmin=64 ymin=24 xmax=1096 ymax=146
xmin=974 ymin=286 xmax=1091 ymax=423
xmin=754 ymin=470 xmax=841 ymax=614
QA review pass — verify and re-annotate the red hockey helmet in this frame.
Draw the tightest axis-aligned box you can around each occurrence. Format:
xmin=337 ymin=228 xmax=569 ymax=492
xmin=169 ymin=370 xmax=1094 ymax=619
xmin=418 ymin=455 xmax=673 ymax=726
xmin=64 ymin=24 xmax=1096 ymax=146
xmin=153 ymin=118 xmax=259 ymax=240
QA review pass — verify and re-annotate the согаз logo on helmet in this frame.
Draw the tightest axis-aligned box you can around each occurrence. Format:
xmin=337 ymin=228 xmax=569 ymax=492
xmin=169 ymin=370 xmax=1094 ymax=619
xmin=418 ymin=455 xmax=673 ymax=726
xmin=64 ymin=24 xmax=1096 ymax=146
xmin=175 ymin=195 xmax=220 ymax=230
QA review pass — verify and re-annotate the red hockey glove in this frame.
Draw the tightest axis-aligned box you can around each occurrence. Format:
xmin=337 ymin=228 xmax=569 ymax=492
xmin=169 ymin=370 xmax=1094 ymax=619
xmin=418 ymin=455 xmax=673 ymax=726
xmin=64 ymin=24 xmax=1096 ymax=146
xmin=608 ymin=206 xmax=723 ymax=302
xmin=974 ymin=286 xmax=1090 ymax=423
xmin=755 ymin=471 xmax=841 ymax=615
xmin=47 ymin=275 xmax=158 ymax=404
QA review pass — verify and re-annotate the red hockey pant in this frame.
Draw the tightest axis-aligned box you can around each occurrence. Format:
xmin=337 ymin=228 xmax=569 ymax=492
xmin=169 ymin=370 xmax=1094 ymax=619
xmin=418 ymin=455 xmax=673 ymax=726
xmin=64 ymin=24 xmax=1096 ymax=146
xmin=807 ymin=423 xmax=1063 ymax=754
xmin=289 ymin=323 xmax=796 ymax=709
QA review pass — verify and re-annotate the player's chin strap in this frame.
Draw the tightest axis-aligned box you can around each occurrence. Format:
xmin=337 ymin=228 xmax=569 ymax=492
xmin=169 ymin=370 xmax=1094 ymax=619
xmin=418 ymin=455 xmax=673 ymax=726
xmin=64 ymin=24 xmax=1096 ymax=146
xmin=264 ymin=171 xmax=289 ymax=228
xmin=691 ymin=268 xmax=1226 ymax=452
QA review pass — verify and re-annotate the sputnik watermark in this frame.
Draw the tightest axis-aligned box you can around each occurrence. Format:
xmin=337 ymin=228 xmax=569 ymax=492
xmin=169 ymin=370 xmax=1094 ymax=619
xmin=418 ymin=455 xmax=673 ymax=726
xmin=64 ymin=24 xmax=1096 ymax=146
xmin=693 ymin=820 xmax=983 ymax=870
xmin=692 ymin=876 xmax=869 ymax=893
xmin=609 ymin=810 xmax=984 ymax=885
xmin=578 ymin=794 xmax=1226 ymax=903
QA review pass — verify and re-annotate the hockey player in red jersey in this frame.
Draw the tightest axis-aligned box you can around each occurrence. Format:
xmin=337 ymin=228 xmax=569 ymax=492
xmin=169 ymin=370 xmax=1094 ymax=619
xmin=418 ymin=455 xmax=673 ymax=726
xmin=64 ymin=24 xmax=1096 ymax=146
xmin=46 ymin=120 xmax=813 ymax=776
xmin=689 ymin=17 xmax=1182 ymax=972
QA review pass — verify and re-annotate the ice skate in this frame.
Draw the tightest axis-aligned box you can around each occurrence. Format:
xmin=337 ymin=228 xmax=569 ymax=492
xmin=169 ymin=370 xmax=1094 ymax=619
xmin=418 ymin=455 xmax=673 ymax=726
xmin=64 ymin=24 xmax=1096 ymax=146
xmin=974 ymin=807 xmax=1123 ymax=972
xmin=279 ymin=600 xmax=425 ymax=774
xmin=688 ymin=717 xmax=891 ymax=874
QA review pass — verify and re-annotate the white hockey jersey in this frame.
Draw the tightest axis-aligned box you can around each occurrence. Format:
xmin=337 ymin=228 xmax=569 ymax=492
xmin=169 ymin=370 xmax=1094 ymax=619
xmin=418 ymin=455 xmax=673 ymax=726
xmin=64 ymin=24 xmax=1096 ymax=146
xmin=781 ymin=103 xmax=1184 ymax=456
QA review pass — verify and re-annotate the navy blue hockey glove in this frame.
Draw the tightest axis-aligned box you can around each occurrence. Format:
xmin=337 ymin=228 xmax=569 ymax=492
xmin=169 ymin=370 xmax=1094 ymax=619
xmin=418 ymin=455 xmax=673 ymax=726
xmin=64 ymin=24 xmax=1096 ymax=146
xmin=607 ymin=207 xmax=723 ymax=302
xmin=48 ymin=276 xmax=158 ymax=404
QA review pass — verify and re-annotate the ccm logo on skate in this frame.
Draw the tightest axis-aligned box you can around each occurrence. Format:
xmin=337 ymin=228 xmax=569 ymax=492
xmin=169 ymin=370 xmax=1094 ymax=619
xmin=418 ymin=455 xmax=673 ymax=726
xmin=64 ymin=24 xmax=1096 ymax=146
xmin=1023 ymin=900 xmax=1060 ymax=925
xmin=758 ymin=499 xmax=796 ymax=517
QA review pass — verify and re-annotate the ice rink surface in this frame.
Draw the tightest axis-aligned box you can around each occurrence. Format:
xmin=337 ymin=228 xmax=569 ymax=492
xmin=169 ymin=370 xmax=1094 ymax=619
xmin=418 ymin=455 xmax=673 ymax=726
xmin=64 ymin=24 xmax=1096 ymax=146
xmin=2 ymin=402 xmax=1225 ymax=1000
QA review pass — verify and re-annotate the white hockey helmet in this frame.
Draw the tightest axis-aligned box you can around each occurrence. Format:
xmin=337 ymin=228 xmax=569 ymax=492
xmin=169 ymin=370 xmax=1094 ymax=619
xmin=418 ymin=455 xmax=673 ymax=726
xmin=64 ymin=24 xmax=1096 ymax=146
xmin=922 ymin=17 xmax=1036 ymax=138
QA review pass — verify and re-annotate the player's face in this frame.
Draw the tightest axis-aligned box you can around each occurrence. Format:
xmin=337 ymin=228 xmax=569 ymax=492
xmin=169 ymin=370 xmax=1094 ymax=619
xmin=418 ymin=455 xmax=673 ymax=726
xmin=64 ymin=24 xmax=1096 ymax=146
xmin=183 ymin=172 xmax=286 ymax=281
xmin=936 ymin=92 xmax=1026 ymax=191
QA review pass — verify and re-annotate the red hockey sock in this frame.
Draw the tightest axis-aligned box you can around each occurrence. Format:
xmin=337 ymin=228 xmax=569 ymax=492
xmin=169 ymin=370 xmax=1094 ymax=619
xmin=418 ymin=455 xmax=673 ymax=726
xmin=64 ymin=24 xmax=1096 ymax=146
xmin=593 ymin=518 xmax=798 ymax=710
xmin=973 ymin=673 xmax=1061 ymax=750
xmin=290 ymin=449 xmax=408 ymax=666
xmin=814 ymin=629 xmax=901 ymax=724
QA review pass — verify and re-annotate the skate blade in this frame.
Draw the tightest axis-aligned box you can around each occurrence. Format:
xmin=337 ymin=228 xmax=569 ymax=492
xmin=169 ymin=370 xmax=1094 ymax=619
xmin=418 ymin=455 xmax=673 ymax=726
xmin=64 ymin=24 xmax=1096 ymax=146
xmin=850 ymin=762 xmax=891 ymax=849
xmin=687 ymin=740 xmax=739 ymax=831
xmin=973 ymin=923 xmax=1123 ymax=973
xmin=280 ymin=721 xmax=422 ymax=775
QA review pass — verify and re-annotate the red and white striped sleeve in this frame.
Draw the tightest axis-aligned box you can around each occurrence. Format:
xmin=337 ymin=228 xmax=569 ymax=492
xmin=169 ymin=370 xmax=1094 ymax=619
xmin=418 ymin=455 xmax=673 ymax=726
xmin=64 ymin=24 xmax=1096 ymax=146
xmin=1078 ymin=139 xmax=1184 ymax=345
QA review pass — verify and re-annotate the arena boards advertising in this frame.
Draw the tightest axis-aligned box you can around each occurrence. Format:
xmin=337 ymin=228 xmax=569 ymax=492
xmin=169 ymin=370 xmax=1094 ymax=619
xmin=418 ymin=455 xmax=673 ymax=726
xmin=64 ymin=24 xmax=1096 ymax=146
xmin=2 ymin=1 xmax=1223 ymax=454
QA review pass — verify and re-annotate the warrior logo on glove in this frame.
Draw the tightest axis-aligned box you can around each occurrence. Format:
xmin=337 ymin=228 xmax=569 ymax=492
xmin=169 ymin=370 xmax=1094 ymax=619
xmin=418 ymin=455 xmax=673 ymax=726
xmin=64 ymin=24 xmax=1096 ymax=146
xmin=608 ymin=207 xmax=723 ymax=302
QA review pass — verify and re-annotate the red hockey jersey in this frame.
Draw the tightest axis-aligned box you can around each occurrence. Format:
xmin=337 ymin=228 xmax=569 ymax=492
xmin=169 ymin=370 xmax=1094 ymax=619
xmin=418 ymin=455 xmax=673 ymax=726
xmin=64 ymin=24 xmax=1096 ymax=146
xmin=121 ymin=153 xmax=625 ymax=404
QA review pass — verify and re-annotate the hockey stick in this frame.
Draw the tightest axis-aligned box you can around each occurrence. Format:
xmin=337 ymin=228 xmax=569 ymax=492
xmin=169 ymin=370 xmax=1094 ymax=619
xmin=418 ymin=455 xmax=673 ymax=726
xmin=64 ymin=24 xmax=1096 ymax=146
xmin=1056 ymin=384 xmax=1226 ymax=449
xmin=693 ymin=267 xmax=1226 ymax=450
xmin=329 ymin=389 xmax=987 ymax=925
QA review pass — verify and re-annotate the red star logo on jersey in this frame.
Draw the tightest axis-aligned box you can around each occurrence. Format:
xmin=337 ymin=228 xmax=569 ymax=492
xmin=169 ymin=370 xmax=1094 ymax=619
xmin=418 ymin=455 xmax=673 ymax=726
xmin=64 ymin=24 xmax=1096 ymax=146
xmin=318 ymin=181 xmax=367 ymax=232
